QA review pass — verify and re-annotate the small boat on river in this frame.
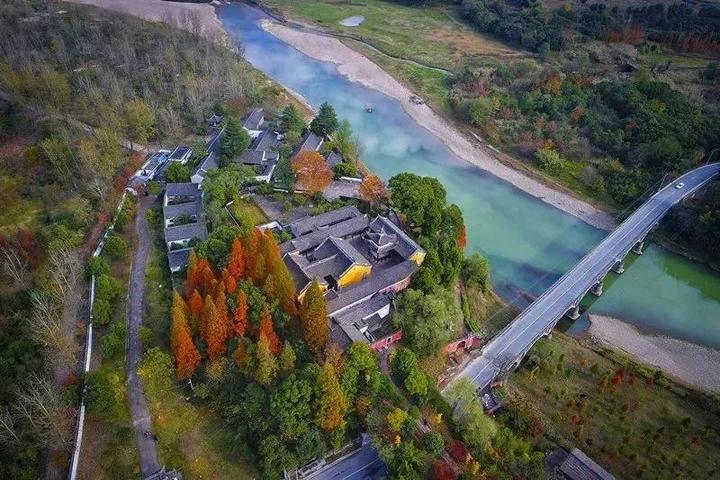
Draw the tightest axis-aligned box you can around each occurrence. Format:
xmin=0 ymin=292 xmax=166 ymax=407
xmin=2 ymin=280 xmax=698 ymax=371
xmin=364 ymin=105 xmax=373 ymax=113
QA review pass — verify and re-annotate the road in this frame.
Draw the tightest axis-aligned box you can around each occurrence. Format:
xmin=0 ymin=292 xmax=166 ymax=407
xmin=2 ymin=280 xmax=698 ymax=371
xmin=449 ymin=163 xmax=720 ymax=392
xmin=127 ymin=196 xmax=162 ymax=478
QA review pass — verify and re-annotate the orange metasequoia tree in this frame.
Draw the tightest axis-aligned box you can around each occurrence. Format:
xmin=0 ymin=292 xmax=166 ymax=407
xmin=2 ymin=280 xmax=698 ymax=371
xmin=187 ymin=289 xmax=204 ymax=331
xmin=227 ymin=237 xmax=246 ymax=280
xmin=245 ymin=228 xmax=262 ymax=282
xmin=201 ymin=295 xmax=228 ymax=360
xmin=359 ymin=174 xmax=388 ymax=205
xmin=170 ymin=292 xmax=201 ymax=380
xmin=316 ymin=361 xmax=349 ymax=432
xmin=299 ymin=279 xmax=328 ymax=356
xmin=233 ymin=290 xmax=249 ymax=337
xmin=274 ymin=260 xmax=298 ymax=317
xmin=291 ymin=150 xmax=333 ymax=193
xmin=222 ymin=268 xmax=237 ymax=294
xmin=257 ymin=304 xmax=282 ymax=355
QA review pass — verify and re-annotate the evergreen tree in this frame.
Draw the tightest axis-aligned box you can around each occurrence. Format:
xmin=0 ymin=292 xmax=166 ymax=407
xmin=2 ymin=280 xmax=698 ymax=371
xmin=258 ymin=304 xmax=282 ymax=355
xmin=279 ymin=104 xmax=305 ymax=134
xmin=255 ymin=334 xmax=279 ymax=386
xmin=170 ymin=292 xmax=201 ymax=380
xmin=233 ymin=291 xmax=248 ymax=337
xmin=227 ymin=237 xmax=246 ymax=280
xmin=316 ymin=362 xmax=349 ymax=432
xmin=310 ymin=102 xmax=339 ymax=137
xmin=220 ymin=116 xmax=251 ymax=161
xmin=300 ymin=280 xmax=329 ymax=355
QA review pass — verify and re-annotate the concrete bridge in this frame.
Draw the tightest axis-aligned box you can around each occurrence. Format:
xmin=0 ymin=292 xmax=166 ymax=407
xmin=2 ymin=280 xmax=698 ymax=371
xmin=447 ymin=163 xmax=720 ymax=393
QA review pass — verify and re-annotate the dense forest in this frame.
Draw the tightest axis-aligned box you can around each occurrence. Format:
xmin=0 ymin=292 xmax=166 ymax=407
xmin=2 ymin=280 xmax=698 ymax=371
xmin=0 ymin=1 xmax=272 ymax=477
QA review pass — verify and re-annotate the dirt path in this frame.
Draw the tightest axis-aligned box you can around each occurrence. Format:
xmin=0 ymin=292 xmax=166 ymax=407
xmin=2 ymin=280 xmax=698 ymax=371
xmin=261 ymin=20 xmax=616 ymax=231
xmin=126 ymin=196 xmax=161 ymax=478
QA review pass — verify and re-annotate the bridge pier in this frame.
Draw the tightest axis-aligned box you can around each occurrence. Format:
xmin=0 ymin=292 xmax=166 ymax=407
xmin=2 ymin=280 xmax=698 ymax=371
xmin=612 ymin=259 xmax=625 ymax=274
xmin=632 ymin=240 xmax=645 ymax=255
xmin=590 ymin=280 xmax=603 ymax=297
xmin=565 ymin=304 xmax=581 ymax=320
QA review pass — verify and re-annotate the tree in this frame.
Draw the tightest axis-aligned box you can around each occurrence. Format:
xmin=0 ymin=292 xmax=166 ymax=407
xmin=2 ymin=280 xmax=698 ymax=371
xmin=292 ymin=150 xmax=333 ymax=193
xmin=245 ymin=228 xmax=262 ymax=280
xmin=279 ymin=105 xmax=305 ymax=134
xmin=270 ymin=374 xmax=312 ymax=440
xmin=424 ymin=432 xmax=446 ymax=457
xmin=279 ymin=341 xmax=296 ymax=371
xmin=300 ymin=280 xmax=329 ymax=355
xmin=405 ymin=368 xmax=429 ymax=400
xmin=255 ymin=334 xmax=279 ymax=386
xmin=220 ymin=116 xmax=251 ymax=161
xmin=221 ymin=268 xmax=237 ymax=293
xmin=125 ymin=98 xmax=155 ymax=149
xmin=462 ymin=253 xmax=491 ymax=293
xmin=387 ymin=407 xmax=409 ymax=433
xmin=103 ymin=235 xmax=127 ymax=260
xmin=165 ymin=162 xmax=190 ymax=182
xmin=274 ymin=259 xmax=298 ymax=317
xmin=201 ymin=295 xmax=228 ymax=360
xmin=391 ymin=441 xmax=425 ymax=478
xmin=310 ymin=102 xmax=339 ymax=137
xmin=394 ymin=289 xmax=461 ymax=357
xmin=258 ymin=304 xmax=282 ymax=354
xmin=359 ymin=174 xmax=388 ymax=204
xmin=273 ymin=156 xmax=295 ymax=188
xmin=445 ymin=378 xmax=497 ymax=451
xmin=326 ymin=119 xmax=359 ymax=164
xmin=233 ymin=291 xmax=248 ymax=337
xmin=188 ymin=289 xmax=204 ymax=321
xmin=431 ymin=460 xmax=457 ymax=480
xmin=316 ymin=362 xmax=349 ymax=432
xmin=389 ymin=173 xmax=446 ymax=235
xmin=170 ymin=292 xmax=201 ymax=380
xmin=227 ymin=237 xmax=246 ymax=279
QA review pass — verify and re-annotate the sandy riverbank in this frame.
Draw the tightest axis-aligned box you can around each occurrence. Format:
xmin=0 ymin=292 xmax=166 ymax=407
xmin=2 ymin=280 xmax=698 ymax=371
xmin=589 ymin=314 xmax=720 ymax=393
xmin=66 ymin=0 xmax=227 ymax=43
xmin=261 ymin=20 xmax=616 ymax=231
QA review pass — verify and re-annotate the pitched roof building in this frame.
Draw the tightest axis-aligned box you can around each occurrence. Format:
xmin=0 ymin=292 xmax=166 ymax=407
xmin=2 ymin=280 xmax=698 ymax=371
xmin=162 ymin=183 xmax=208 ymax=272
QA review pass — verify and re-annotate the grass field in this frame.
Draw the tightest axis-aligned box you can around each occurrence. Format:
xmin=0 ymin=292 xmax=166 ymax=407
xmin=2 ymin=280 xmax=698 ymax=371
xmin=262 ymin=0 xmax=527 ymax=71
xmin=506 ymin=333 xmax=720 ymax=479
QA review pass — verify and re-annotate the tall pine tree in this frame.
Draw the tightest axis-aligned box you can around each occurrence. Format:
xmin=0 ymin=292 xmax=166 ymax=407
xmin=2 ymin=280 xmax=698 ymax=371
xmin=316 ymin=362 xmax=348 ymax=432
xmin=227 ymin=237 xmax=246 ymax=280
xmin=170 ymin=292 xmax=201 ymax=380
xmin=255 ymin=334 xmax=278 ymax=386
xmin=201 ymin=295 xmax=228 ymax=360
xmin=300 ymin=280 xmax=329 ymax=355
xmin=258 ymin=304 xmax=282 ymax=355
xmin=233 ymin=291 xmax=249 ymax=337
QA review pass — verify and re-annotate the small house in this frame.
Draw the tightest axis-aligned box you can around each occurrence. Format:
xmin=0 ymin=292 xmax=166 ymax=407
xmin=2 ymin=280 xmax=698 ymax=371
xmin=168 ymin=146 xmax=192 ymax=164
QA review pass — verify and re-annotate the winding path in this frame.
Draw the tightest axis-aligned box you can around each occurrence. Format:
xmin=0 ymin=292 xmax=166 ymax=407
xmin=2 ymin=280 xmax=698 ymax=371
xmin=127 ymin=196 xmax=161 ymax=478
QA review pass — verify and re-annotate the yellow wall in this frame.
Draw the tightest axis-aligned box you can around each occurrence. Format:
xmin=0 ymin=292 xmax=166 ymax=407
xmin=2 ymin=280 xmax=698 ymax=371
xmin=298 ymin=281 xmax=328 ymax=302
xmin=410 ymin=250 xmax=426 ymax=266
xmin=339 ymin=263 xmax=372 ymax=288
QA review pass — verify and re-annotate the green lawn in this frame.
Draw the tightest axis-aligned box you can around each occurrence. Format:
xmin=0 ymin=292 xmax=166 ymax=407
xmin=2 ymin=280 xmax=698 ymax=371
xmin=505 ymin=333 xmax=720 ymax=479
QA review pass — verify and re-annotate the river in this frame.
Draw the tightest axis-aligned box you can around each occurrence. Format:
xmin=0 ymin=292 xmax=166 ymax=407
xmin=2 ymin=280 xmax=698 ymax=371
xmin=218 ymin=3 xmax=720 ymax=350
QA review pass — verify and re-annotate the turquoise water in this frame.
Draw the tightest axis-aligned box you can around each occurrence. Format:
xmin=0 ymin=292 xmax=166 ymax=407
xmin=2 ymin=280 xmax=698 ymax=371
xmin=218 ymin=4 xmax=720 ymax=349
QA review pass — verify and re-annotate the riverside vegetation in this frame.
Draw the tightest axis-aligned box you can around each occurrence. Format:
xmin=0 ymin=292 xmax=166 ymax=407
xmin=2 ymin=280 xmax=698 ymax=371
xmin=261 ymin=0 xmax=720 ymax=267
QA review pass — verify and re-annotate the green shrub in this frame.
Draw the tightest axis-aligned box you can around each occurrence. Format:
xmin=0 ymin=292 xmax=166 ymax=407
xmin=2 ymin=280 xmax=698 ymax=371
xmin=85 ymin=255 xmax=110 ymax=280
xmin=333 ymin=162 xmax=358 ymax=179
xmin=103 ymin=321 xmax=126 ymax=359
xmin=462 ymin=253 xmax=491 ymax=293
xmin=423 ymin=431 xmax=445 ymax=457
xmin=103 ymin=235 xmax=127 ymax=260
xmin=86 ymin=369 xmax=127 ymax=423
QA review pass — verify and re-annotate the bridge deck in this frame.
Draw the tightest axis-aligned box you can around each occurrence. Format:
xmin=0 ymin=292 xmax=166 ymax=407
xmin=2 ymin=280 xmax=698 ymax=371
xmin=449 ymin=163 xmax=720 ymax=392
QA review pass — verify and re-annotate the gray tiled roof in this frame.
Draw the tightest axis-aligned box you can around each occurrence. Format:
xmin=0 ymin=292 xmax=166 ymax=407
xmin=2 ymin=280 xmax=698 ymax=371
xmin=164 ymin=222 xmax=208 ymax=243
xmin=560 ymin=449 xmax=615 ymax=480
xmin=251 ymin=129 xmax=280 ymax=152
xmin=334 ymin=293 xmax=390 ymax=326
xmin=368 ymin=216 xmax=424 ymax=259
xmin=313 ymin=237 xmax=370 ymax=267
xmin=167 ymin=248 xmax=192 ymax=271
xmin=294 ymin=131 xmax=323 ymax=155
xmin=168 ymin=146 xmax=191 ymax=161
xmin=326 ymin=260 xmax=417 ymax=316
xmin=193 ymin=152 xmax=218 ymax=177
xmin=283 ymin=215 xmax=369 ymax=254
xmin=326 ymin=151 xmax=343 ymax=168
xmin=165 ymin=183 xmax=200 ymax=198
xmin=284 ymin=252 xmax=315 ymax=292
xmin=287 ymin=205 xmax=363 ymax=238
xmin=163 ymin=200 xmax=202 ymax=225
xmin=242 ymin=150 xmax=266 ymax=165
xmin=243 ymin=108 xmax=264 ymax=130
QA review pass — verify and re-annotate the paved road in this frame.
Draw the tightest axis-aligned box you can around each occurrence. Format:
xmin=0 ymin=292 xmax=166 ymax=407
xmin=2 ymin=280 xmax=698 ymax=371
xmin=127 ymin=196 xmax=161 ymax=478
xmin=305 ymin=443 xmax=388 ymax=480
xmin=449 ymin=163 xmax=720 ymax=392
